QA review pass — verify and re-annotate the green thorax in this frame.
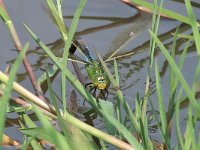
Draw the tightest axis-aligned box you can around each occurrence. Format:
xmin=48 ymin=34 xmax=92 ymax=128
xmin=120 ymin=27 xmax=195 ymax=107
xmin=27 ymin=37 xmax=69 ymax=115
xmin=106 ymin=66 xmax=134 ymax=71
xmin=85 ymin=60 xmax=109 ymax=90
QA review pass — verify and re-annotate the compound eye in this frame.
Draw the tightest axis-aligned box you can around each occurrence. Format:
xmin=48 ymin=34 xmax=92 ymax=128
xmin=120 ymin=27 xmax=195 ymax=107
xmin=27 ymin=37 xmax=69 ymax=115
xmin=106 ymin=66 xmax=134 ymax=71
xmin=97 ymin=77 xmax=104 ymax=82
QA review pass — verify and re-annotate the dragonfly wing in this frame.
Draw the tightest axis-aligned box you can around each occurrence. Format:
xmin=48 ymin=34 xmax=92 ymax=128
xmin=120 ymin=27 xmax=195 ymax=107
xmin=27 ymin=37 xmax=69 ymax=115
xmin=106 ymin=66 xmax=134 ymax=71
xmin=68 ymin=54 xmax=87 ymax=64
xmin=103 ymin=13 xmax=152 ymax=62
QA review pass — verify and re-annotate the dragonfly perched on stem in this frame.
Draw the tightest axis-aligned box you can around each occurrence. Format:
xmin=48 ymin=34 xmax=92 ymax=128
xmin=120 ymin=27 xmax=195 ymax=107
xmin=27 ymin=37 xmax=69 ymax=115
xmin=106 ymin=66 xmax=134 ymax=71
xmin=69 ymin=12 xmax=152 ymax=100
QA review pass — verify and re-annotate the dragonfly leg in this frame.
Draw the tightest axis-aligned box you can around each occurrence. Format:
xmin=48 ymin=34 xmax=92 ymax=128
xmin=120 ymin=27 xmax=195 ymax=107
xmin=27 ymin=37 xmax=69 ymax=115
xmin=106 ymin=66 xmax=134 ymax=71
xmin=83 ymin=83 xmax=98 ymax=105
xmin=83 ymin=86 xmax=98 ymax=105
xmin=100 ymin=89 xmax=108 ymax=100
xmin=93 ymin=87 xmax=100 ymax=103
xmin=86 ymin=83 xmax=97 ymax=98
xmin=83 ymin=83 xmax=93 ymax=105
xmin=89 ymin=86 xmax=95 ymax=93
xmin=85 ymin=82 xmax=93 ymax=90
xmin=104 ymin=88 xmax=109 ymax=100
xmin=92 ymin=87 xmax=97 ymax=98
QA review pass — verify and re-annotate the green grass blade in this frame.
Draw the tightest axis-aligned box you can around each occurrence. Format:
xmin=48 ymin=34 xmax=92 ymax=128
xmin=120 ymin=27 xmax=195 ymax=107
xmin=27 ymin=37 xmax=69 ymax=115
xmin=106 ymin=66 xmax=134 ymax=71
xmin=198 ymin=130 xmax=200 ymax=150
xmin=114 ymin=59 xmax=122 ymax=126
xmin=168 ymin=27 xmax=180 ymax=124
xmin=56 ymin=0 xmax=63 ymax=19
xmin=29 ymin=139 xmax=43 ymax=150
xmin=61 ymin=0 xmax=87 ymax=114
xmin=149 ymin=0 xmax=163 ymax=67
xmin=0 ymin=5 xmax=10 ymax=23
xmin=37 ymin=64 xmax=59 ymax=85
xmin=177 ymin=40 xmax=191 ymax=72
xmin=45 ymin=68 xmax=70 ymax=139
xmin=185 ymin=0 xmax=200 ymax=55
xmin=173 ymin=38 xmax=191 ymax=90
xmin=184 ymin=105 xmax=193 ymax=149
xmin=192 ymin=58 xmax=200 ymax=92
xmin=19 ymin=112 xmax=37 ymax=128
xmin=99 ymin=100 xmax=116 ymax=135
xmin=175 ymin=88 xmax=184 ymax=149
xmin=114 ymin=59 xmax=119 ymax=85
xmin=155 ymin=60 xmax=170 ymax=149
xmin=46 ymin=0 xmax=68 ymax=36
xmin=170 ymin=34 xmax=191 ymax=97
xmin=169 ymin=27 xmax=179 ymax=93
xmin=173 ymin=33 xmax=194 ymax=40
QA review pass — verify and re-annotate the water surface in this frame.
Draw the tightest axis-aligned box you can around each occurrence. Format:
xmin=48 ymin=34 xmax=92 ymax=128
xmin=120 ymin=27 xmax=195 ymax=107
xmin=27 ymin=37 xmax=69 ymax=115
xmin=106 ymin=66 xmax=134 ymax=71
xmin=1 ymin=0 xmax=200 ymax=149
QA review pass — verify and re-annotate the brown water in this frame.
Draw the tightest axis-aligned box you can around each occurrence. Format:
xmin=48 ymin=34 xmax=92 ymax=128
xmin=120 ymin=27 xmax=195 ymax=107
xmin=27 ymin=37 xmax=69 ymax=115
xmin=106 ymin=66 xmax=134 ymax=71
xmin=1 ymin=0 xmax=200 ymax=149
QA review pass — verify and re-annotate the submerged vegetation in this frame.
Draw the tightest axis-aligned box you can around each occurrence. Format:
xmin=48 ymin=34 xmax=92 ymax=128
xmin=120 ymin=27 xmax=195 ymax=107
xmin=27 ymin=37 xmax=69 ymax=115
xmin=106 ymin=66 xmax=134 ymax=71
xmin=0 ymin=0 xmax=200 ymax=149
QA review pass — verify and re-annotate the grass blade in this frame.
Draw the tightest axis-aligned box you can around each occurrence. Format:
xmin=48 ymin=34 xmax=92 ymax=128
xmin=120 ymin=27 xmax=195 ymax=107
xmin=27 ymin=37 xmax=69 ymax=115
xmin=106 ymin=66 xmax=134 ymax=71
xmin=185 ymin=0 xmax=200 ymax=55
xmin=155 ymin=60 xmax=170 ymax=149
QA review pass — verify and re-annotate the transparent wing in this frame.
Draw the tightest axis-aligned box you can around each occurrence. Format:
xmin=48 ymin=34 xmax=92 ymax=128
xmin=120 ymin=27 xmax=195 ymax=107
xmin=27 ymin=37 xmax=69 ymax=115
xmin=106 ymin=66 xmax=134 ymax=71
xmin=68 ymin=54 xmax=87 ymax=64
xmin=102 ymin=12 xmax=152 ymax=62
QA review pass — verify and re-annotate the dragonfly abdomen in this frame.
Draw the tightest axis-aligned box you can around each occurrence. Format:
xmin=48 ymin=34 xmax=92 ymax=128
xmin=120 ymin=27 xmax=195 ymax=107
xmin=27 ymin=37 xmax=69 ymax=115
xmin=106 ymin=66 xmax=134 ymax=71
xmin=71 ymin=38 xmax=93 ymax=61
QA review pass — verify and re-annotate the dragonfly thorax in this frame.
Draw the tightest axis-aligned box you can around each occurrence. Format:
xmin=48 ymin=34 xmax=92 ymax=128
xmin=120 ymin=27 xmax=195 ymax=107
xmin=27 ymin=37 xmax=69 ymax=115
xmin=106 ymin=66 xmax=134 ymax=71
xmin=85 ymin=60 xmax=109 ymax=90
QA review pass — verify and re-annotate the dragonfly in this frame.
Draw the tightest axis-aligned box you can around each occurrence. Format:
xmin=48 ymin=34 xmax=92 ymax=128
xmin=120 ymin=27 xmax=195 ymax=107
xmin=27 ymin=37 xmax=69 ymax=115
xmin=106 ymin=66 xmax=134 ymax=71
xmin=69 ymin=13 xmax=152 ymax=99
xmin=70 ymin=38 xmax=110 ymax=99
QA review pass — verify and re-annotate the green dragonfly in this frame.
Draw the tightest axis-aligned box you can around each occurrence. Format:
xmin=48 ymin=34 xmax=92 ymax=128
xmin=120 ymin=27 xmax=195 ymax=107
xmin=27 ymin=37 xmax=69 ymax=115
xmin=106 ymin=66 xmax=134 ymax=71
xmin=69 ymin=13 xmax=152 ymax=99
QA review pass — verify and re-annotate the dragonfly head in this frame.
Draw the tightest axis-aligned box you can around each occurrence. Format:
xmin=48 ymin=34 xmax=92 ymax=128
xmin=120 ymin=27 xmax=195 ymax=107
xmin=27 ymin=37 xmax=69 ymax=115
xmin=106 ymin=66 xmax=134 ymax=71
xmin=96 ymin=76 xmax=107 ymax=90
xmin=94 ymin=74 xmax=110 ymax=90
